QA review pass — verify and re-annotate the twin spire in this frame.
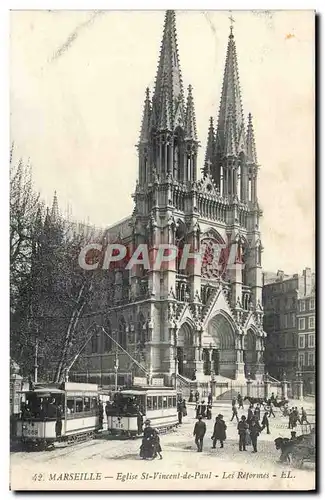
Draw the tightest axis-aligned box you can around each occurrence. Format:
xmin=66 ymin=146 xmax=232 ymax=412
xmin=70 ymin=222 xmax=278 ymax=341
xmin=139 ymin=11 xmax=198 ymax=142
xmin=203 ymin=23 xmax=258 ymax=181
xmin=139 ymin=11 xmax=259 ymax=182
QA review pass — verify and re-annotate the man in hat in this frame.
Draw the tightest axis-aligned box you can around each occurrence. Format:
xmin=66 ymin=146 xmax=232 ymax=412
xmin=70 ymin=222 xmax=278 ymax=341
xmin=237 ymin=415 xmax=249 ymax=451
xmin=193 ymin=415 xmax=206 ymax=452
xmin=249 ymin=417 xmax=263 ymax=453
xmin=230 ymin=402 xmax=239 ymax=422
xmin=261 ymin=411 xmax=270 ymax=434
xmin=211 ymin=414 xmax=227 ymax=449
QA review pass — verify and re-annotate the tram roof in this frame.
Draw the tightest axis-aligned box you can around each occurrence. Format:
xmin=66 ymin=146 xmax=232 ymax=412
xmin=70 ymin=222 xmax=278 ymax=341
xmin=119 ymin=387 xmax=177 ymax=395
xmin=22 ymin=388 xmax=65 ymax=395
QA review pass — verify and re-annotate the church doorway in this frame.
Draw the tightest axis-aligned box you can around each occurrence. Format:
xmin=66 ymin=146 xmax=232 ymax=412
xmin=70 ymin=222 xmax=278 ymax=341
xmin=244 ymin=329 xmax=257 ymax=379
xmin=207 ymin=314 xmax=236 ymax=378
xmin=177 ymin=323 xmax=195 ymax=380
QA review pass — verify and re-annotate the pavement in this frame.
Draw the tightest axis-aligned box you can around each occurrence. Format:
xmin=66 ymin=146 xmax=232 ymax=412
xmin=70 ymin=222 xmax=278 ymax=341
xmin=10 ymin=401 xmax=316 ymax=491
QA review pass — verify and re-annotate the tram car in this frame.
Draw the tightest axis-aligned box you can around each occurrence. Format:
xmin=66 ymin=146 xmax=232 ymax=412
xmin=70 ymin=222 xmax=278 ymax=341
xmin=106 ymin=387 xmax=178 ymax=437
xmin=16 ymin=382 xmax=101 ymax=449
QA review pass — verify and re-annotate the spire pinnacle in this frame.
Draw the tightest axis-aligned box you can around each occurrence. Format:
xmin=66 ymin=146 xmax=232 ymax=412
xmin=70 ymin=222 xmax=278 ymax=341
xmin=215 ymin=23 xmax=245 ymax=158
xmin=203 ymin=116 xmax=215 ymax=175
xmin=139 ymin=87 xmax=152 ymax=143
xmin=184 ymin=85 xmax=198 ymax=141
xmin=151 ymin=10 xmax=185 ymax=131
xmin=246 ymin=112 xmax=258 ymax=164
xmin=51 ymin=191 xmax=59 ymax=221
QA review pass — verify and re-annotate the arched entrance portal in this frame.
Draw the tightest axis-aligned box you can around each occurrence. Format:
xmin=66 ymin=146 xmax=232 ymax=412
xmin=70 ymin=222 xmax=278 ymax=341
xmin=177 ymin=323 xmax=196 ymax=380
xmin=207 ymin=314 xmax=236 ymax=378
xmin=243 ymin=329 xmax=257 ymax=379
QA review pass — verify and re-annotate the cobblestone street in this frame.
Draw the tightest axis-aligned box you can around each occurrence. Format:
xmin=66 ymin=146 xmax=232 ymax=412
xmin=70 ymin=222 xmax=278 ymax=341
xmin=10 ymin=401 xmax=315 ymax=491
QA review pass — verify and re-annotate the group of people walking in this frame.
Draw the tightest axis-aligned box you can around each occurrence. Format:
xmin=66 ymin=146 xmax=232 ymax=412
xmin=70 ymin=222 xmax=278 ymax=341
xmin=287 ymin=406 xmax=309 ymax=428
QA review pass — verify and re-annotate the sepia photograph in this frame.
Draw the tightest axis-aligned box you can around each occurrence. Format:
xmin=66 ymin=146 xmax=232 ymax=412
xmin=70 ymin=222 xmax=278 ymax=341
xmin=9 ymin=9 xmax=315 ymax=491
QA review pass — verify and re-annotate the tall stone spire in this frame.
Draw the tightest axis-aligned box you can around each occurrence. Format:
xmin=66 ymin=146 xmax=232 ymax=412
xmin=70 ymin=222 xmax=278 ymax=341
xmin=246 ymin=112 xmax=258 ymax=164
xmin=151 ymin=10 xmax=185 ymax=131
xmin=51 ymin=191 xmax=59 ymax=221
xmin=203 ymin=117 xmax=215 ymax=176
xmin=184 ymin=85 xmax=197 ymax=141
xmin=215 ymin=24 xmax=246 ymax=158
xmin=139 ymin=88 xmax=152 ymax=144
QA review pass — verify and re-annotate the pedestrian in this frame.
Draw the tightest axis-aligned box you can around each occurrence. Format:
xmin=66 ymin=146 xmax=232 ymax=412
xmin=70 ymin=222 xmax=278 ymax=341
xmin=255 ymin=404 xmax=261 ymax=421
xmin=247 ymin=405 xmax=254 ymax=424
xmin=268 ymin=401 xmax=275 ymax=418
xmin=293 ymin=407 xmax=299 ymax=426
xmin=288 ymin=408 xmax=294 ymax=429
xmin=200 ymin=400 xmax=206 ymax=419
xmin=189 ymin=390 xmax=194 ymax=403
xmin=153 ymin=429 xmax=163 ymax=459
xmin=136 ymin=404 xmax=144 ymax=434
xmin=177 ymin=400 xmax=183 ymax=424
xmin=206 ymin=404 xmax=212 ymax=420
xmin=249 ymin=418 xmax=262 ymax=453
xmin=254 ymin=409 xmax=260 ymax=422
xmin=208 ymin=392 xmax=212 ymax=405
xmin=193 ymin=415 xmax=206 ymax=452
xmin=237 ymin=415 xmax=249 ymax=451
xmin=211 ymin=414 xmax=227 ymax=449
xmin=261 ymin=411 xmax=270 ymax=434
xmin=195 ymin=401 xmax=200 ymax=419
xmin=300 ymin=407 xmax=309 ymax=424
xmin=230 ymin=403 xmax=239 ymax=422
xmin=237 ymin=393 xmax=244 ymax=409
xmin=195 ymin=390 xmax=200 ymax=404
xmin=182 ymin=399 xmax=187 ymax=417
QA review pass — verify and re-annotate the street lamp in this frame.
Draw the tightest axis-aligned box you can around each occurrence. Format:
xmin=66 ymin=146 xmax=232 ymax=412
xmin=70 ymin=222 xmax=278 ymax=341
xmin=114 ymin=351 xmax=119 ymax=391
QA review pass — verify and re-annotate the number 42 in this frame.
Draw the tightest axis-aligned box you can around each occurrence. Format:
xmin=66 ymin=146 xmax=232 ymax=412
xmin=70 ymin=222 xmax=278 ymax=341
xmin=32 ymin=473 xmax=43 ymax=481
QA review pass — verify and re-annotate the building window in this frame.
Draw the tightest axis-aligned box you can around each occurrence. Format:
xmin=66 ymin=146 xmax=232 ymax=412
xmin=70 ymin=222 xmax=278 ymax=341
xmin=308 ymin=334 xmax=315 ymax=348
xmin=298 ymin=318 xmax=305 ymax=330
xmin=291 ymin=313 xmax=296 ymax=327
xmin=308 ymin=352 xmax=315 ymax=367
xmin=298 ymin=353 xmax=304 ymax=367
xmin=284 ymin=314 xmax=288 ymax=328
xmin=299 ymin=335 xmax=305 ymax=349
xmin=309 ymin=316 xmax=315 ymax=329
xmin=310 ymin=298 xmax=315 ymax=310
xmin=300 ymin=300 xmax=305 ymax=312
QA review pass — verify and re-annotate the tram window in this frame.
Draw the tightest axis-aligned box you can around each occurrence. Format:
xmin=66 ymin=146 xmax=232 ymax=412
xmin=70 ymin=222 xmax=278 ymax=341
xmin=75 ymin=398 xmax=83 ymax=413
xmin=168 ymin=397 xmax=172 ymax=408
xmin=91 ymin=397 xmax=98 ymax=409
xmin=147 ymin=397 xmax=153 ymax=410
xmin=172 ymin=396 xmax=176 ymax=407
xmin=153 ymin=397 xmax=158 ymax=410
xmin=162 ymin=396 xmax=168 ymax=408
xmin=66 ymin=398 xmax=75 ymax=414
xmin=158 ymin=396 xmax=162 ymax=409
xmin=84 ymin=397 xmax=91 ymax=411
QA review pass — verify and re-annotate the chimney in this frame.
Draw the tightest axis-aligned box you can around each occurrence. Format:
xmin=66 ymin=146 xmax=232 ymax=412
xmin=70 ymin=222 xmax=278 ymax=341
xmin=302 ymin=267 xmax=312 ymax=296
xmin=277 ymin=270 xmax=284 ymax=281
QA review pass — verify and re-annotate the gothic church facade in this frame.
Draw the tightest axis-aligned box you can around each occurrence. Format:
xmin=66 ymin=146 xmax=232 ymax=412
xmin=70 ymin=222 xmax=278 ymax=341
xmin=74 ymin=11 xmax=266 ymax=386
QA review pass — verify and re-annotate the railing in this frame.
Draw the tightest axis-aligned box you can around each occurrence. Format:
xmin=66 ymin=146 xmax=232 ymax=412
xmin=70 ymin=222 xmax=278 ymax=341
xmin=196 ymin=196 xmax=227 ymax=222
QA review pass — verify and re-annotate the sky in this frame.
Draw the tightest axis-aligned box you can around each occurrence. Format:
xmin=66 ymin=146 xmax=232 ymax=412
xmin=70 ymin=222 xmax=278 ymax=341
xmin=10 ymin=10 xmax=315 ymax=274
